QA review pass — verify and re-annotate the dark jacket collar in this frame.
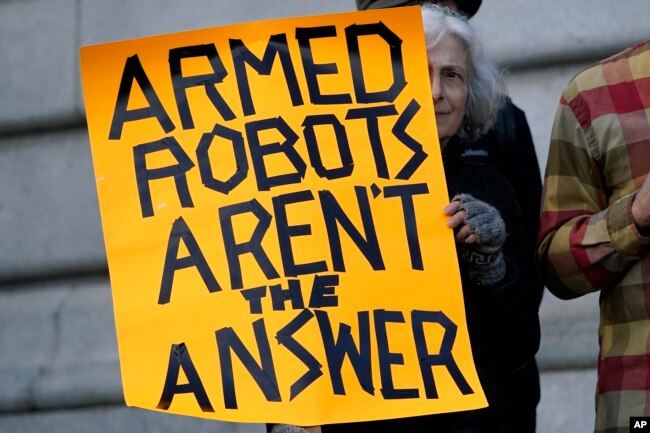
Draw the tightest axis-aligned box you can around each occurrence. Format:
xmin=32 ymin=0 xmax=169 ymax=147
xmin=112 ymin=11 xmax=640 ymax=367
xmin=442 ymin=135 xmax=466 ymax=168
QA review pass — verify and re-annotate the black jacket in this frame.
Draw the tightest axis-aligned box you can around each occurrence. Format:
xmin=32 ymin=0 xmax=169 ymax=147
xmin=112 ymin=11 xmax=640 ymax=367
xmin=463 ymin=98 xmax=544 ymax=307
xmin=316 ymin=137 xmax=541 ymax=433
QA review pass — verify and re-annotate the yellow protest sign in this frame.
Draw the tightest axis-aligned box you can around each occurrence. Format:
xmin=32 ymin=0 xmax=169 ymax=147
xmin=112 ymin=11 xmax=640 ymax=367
xmin=80 ymin=6 xmax=486 ymax=426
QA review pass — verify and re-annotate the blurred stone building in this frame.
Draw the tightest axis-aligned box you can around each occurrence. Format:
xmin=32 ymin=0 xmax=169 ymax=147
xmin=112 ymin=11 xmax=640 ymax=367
xmin=0 ymin=0 xmax=648 ymax=432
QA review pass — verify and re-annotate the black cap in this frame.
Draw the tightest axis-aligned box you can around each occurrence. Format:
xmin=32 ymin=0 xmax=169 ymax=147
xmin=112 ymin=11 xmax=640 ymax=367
xmin=355 ymin=0 xmax=482 ymax=18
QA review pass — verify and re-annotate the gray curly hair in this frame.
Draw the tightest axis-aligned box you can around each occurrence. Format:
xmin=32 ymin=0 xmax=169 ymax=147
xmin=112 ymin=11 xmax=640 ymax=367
xmin=421 ymin=4 xmax=506 ymax=140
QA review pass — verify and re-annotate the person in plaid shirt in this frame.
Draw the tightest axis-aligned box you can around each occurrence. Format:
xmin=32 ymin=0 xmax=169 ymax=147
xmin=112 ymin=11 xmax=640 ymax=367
xmin=537 ymin=40 xmax=650 ymax=432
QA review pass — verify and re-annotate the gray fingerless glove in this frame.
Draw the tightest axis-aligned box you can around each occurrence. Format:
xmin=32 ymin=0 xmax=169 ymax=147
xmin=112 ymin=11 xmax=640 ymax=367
xmin=271 ymin=425 xmax=309 ymax=433
xmin=453 ymin=193 xmax=507 ymax=285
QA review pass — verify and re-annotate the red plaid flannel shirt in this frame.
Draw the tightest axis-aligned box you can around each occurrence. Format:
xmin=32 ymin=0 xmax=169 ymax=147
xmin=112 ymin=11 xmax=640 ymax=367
xmin=537 ymin=40 xmax=650 ymax=432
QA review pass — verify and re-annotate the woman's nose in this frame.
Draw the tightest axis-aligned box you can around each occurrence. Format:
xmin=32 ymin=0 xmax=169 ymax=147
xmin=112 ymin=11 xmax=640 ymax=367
xmin=431 ymin=74 xmax=443 ymax=100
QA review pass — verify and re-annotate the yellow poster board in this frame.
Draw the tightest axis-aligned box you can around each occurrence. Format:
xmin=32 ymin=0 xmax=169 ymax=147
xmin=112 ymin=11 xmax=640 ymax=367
xmin=80 ymin=6 xmax=486 ymax=426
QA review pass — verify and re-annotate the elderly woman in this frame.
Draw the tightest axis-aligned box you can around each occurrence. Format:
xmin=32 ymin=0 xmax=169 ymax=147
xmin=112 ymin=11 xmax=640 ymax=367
xmin=270 ymin=4 xmax=540 ymax=433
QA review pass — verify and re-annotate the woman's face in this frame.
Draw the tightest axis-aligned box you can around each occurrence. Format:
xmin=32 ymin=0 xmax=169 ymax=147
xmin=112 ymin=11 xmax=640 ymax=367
xmin=428 ymin=35 xmax=469 ymax=149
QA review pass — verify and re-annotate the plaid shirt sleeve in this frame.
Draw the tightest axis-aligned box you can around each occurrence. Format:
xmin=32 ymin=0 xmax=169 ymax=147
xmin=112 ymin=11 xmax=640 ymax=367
xmin=536 ymin=76 xmax=650 ymax=299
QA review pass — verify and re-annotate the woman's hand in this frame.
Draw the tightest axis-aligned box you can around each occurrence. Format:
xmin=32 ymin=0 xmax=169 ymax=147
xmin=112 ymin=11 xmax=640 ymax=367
xmin=444 ymin=194 xmax=506 ymax=247
xmin=444 ymin=194 xmax=507 ymax=285
xmin=445 ymin=199 xmax=478 ymax=243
